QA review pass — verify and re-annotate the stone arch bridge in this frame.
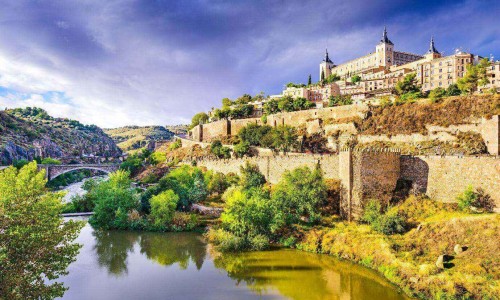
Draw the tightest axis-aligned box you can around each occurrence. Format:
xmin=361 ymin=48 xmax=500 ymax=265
xmin=38 ymin=164 xmax=120 ymax=181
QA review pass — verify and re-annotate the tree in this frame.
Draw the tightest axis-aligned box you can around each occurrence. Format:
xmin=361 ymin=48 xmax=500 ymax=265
xmin=89 ymin=170 xmax=139 ymax=230
xmin=271 ymin=166 xmax=326 ymax=225
xmin=221 ymin=98 xmax=233 ymax=108
xmin=278 ymin=96 xmax=295 ymax=112
xmin=429 ymin=87 xmax=447 ymax=103
xmin=329 ymin=95 xmax=353 ymax=107
xmin=150 ymin=190 xmax=179 ymax=227
xmin=239 ymin=162 xmax=266 ymax=190
xmin=235 ymin=94 xmax=252 ymax=105
xmin=210 ymin=140 xmax=231 ymax=159
xmin=233 ymin=141 xmax=251 ymax=158
xmin=263 ymin=99 xmax=280 ymax=115
xmin=351 ymin=75 xmax=361 ymax=84
xmin=395 ymin=73 xmax=420 ymax=95
xmin=189 ymin=112 xmax=209 ymax=129
xmin=308 ymin=74 xmax=312 ymax=85
xmin=0 ymin=162 xmax=83 ymax=299
xmin=446 ymin=83 xmax=461 ymax=96
xmin=238 ymin=123 xmax=272 ymax=146
xmin=269 ymin=125 xmax=298 ymax=153
xmin=320 ymin=69 xmax=325 ymax=82
xmin=323 ymin=73 xmax=340 ymax=84
xmin=41 ymin=157 xmax=62 ymax=165
xmin=457 ymin=58 xmax=490 ymax=94
xmin=188 ymin=170 xmax=208 ymax=204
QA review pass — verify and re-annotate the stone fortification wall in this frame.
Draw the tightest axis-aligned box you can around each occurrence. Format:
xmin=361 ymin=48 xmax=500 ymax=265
xmin=195 ymin=154 xmax=340 ymax=184
xmin=202 ymin=120 xmax=229 ymax=142
xmin=401 ymin=155 xmax=500 ymax=209
xmin=230 ymin=118 xmax=261 ymax=136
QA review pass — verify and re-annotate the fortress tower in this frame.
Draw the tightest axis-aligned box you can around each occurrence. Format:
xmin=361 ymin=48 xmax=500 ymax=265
xmin=375 ymin=26 xmax=394 ymax=68
xmin=424 ymin=36 xmax=442 ymax=60
xmin=319 ymin=49 xmax=335 ymax=81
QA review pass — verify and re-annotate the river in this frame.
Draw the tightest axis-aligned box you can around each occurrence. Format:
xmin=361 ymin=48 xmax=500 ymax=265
xmin=58 ymin=221 xmax=409 ymax=300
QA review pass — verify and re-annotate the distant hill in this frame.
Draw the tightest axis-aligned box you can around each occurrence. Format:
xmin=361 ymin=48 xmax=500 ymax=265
xmin=0 ymin=107 xmax=121 ymax=165
xmin=105 ymin=126 xmax=174 ymax=152
xmin=165 ymin=124 xmax=188 ymax=136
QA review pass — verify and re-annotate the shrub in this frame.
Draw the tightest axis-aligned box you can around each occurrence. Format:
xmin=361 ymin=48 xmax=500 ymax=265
xmin=210 ymin=140 xmax=231 ymax=159
xmin=249 ymin=234 xmax=270 ymax=251
xmin=233 ymin=141 xmax=251 ymax=158
xmin=457 ymin=185 xmax=495 ymax=213
xmin=120 ymin=156 xmax=143 ymax=175
xmin=170 ymin=212 xmax=198 ymax=231
xmin=429 ymin=87 xmax=446 ymax=103
xmin=239 ymin=162 xmax=266 ymax=190
xmin=12 ymin=159 xmax=29 ymax=169
xmin=168 ymin=139 xmax=182 ymax=150
xmin=190 ymin=112 xmax=209 ymax=129
xmin=149 ymin=151 xmax=167 ymax=165
xmin=150 ymin=190 xmax=179 ymax=227
xmin=206 ymin=172 xmax=230 ymax=195
xmin=361 ymin=200 xmax=407 ymax=235
xmin=206 ymin=228 xmax=247 ymax=252
xmin=40 ymin=157 xmax=62 ymax=165
xmin=187 ymin=171 xmax=208 ymax=204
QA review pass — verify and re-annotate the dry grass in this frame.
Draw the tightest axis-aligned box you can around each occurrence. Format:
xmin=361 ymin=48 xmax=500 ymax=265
xmin=298 ymin=196 xmax=500 ymax=299
xmin=361 ymin=95 xmax=500 ymax=135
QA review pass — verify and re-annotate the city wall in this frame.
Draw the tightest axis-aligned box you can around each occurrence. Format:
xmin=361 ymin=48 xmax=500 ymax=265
xmin=193 ymin=150 xmax=500 ymax=218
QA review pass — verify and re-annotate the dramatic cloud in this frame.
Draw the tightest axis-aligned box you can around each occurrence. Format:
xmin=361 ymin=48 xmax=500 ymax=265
xmin=0 ymin=0 xmax=498 ymax=127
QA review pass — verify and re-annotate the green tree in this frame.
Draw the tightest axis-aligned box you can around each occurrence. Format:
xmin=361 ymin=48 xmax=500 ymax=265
xmin=238 ymin=124 xmax=272 ymax=146
xmin=429 ymin=87 xmax=447 ymax=103
xmin=278 ymin=96 xmax=295 ymax=112
xmin=233 ymin=141 xmax=251 ymax=158
xmin=446 ymin=83 xmax=461 ymax=96
xmin=189 ymin=112 xmax=209 ymax=129
xmin=150 ymin=190 xmax=179 ymax=227
xmin=395 ymin=73 xmax=420 ymax=95
xmin=271 ymin=166 xmax=326 ymax=225
xmin=41 ymin=157 xmax=62 ymax=165
xmin=263 ymin=99 xmax=280 ymax=115
xmin=308 ymin=74 xmax=312 ymax=86
xmin=210 ymin=140 xmax=231 ymax=159
xmin=89 ymin=170 xmax=139 ymax=230
xmin=239 ymin=162 xmax=266 ymax=190
xmin=351 ymin=75 xmax=361 ymax=84
xmin=221 ymin=98 xmax=233 ymax=108
xmin=0 ymin=162 xmax=83 ymax=299
xmin=269 ymin=125 xmax=298 ymax=153
xmin=457 ymin=58 xmax=490 ymax=94
xmin=188 ymin=170 xmax=208 ymax=204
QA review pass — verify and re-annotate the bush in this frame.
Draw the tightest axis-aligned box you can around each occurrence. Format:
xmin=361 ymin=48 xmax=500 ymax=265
xmin=190 ymin=112 xmax=209 ymax=129
xmin=210 ymin=140 xmax=231 ymax=159
xmin=170 ymin=212 xmax=198 ymax=231
xmin=239 ymin=162 xmax=266 ymax=190
xmin=457 ymin=185 xmax=495 ymax=213
xmin=233 ymin=141 xmax=250 ymax=158
xmin=149 ymin=151 xmax=167 ymax=165
xmin=120 ymin=156 xmax=143 ymax=175
xmin=40 ymin=157 xmax=62 ymax=165
xmin=206 ymin=228 xmax=247 ymax=252
xmin=429 ymin=87 xmax=446 ymax=103
xmin=12 ymin=159 xmax=29 ymax=169
xmin=150 ymin=190 xmax=179 ymax=227
xmin=169 ymin=139 xmax=182 ymax=150
xmin=205 ymin=171 xmax=231 ymax=195
xmin=361 ymin=200 xmax=407 ymax=235
xmin=249 ymin=234 xmax=270 ymax=251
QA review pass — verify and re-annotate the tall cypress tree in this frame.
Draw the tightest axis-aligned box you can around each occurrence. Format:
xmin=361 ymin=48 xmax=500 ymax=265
xmin=320 ymin=70 xmax=325 ymax=82
xmin=308 ymin=74 xmax=312 ymax=85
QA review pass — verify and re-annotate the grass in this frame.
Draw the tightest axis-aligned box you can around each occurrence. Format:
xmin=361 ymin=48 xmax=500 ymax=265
xmin=297 ymin=196 xmax=500 ymax=300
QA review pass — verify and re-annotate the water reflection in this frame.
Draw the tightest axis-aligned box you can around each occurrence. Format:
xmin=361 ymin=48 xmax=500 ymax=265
xmin=61 ymin=224 xmax=408 ymax=300
xmin=139 ymin=232 xmax=206 ymax=270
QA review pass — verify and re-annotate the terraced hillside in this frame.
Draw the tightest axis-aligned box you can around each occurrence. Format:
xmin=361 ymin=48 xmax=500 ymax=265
xmin=105 ymin=126 xmax=174 ymax=153
xmin=0 ymin=107 xmax=121 ymax=165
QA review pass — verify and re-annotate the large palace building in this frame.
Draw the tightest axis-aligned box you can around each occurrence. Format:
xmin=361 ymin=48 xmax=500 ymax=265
xmin=276 ymin=27 xmax=499 ymax=106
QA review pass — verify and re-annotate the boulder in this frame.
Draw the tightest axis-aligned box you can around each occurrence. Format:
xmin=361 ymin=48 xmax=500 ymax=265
xmin=436 ymin=255 xmax=445 ymax=269
xmin=454 ymin=244 xmax=464 ymax=254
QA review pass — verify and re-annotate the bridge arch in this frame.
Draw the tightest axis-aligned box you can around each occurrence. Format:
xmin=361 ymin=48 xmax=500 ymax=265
xmin=38 ymin=164 xmax=120 ymax=181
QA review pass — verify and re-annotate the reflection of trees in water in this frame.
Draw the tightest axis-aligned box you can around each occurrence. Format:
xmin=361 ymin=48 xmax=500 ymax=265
xmin=212 ymin=249 xmax=406 ymax=300
xmin=139 ymin=232 xmax=206 ymax=270
xmin=93 ymin=230 xmax=139 ymax=276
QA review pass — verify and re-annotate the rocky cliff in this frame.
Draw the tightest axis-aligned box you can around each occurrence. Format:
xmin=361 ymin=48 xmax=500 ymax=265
xmin=0 ymin=107 xmax=122 ymax=165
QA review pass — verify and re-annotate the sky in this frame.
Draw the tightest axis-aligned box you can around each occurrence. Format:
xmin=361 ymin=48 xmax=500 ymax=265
xmin=0 ymin=0 xmax=498 ymax=128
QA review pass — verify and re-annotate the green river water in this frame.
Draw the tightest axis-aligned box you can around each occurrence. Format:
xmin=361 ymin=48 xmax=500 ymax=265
xmin=58 ymin=222 xmax=409 ymax=300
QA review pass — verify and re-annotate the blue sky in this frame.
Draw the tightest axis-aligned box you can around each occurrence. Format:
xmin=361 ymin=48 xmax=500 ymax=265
xmin=0 ymin=0 xmax=498 ymax=127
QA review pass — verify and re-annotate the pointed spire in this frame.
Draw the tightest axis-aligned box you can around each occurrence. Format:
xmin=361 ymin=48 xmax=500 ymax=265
xmin=428 ymin=36 xmax=440 ymax=54
xmin=380 ymin=26 xmax=393 ymax=45
xmin=323 ymin=48 xmax=333 ymax=64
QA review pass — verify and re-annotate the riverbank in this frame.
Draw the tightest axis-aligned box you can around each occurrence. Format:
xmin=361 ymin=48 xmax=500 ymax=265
xmin=294 ymin=201 xmax=500 ymax=300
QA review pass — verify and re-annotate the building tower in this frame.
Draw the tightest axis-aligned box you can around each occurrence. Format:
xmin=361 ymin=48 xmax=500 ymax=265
xmin=425 ymin=36 xmax=441 ymax=60
xmin=319 ymin=49 xmax=334 ymax=81
xmin=375 ymin=26 xmax=394 ymax=68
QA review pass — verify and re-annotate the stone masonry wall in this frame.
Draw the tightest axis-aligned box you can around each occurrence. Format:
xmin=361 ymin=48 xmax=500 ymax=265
xmin=401 ymin=155 xmax=500 ymax=210
xmin=195 ymin=154 xmax=340 ymax=184
xmin=230 ymin=118 xmax=262 ymax=136
xmin=202 ymin=120 xmax=229 ymax=142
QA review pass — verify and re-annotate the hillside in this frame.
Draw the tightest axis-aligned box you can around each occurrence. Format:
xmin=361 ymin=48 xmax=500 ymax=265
xmin=105 ymin=126 xmax=174 ymax=152
xmin=0 ymin=107 xmax=121 ymax=165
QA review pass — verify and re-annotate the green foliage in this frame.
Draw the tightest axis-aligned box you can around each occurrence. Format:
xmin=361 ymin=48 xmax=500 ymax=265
xmin=188 ymin=170 xmax=208 ymax=204
xmin=323 ymin=73 xmax=340 ymax=84
xmin=190 ymin=112 xmax=209 ymax=129
xmin=168 ymin=139 xmax=182 ymax=150
xmin=238 ymin=123 xmax=298 ymax=152
xmin=205 ymin=228 xmax=248 ymax=252
xmin=457 ymin=185 xmax=495 ymax=213
xmin=328 ymin=94 xmax=353 ymax=107
xmin=446 ymin=83 xmax=461 ymax=96
xmin=457 ymin=58 xmax=490 ymax=94
xmin=395 ymin=73 xmax=420 ymax=96
xmin=12 ymin=159 xmax=29 ymax=169
xmin=307 ymin=74 xmax=312 ymax=86
xmin=41 ymin=157 xmax=62 ymax=165
xmin=205 ymin=171 xmax=233 ymax=195
xmin=89 ymin=170 xmax=139 ymax=230
xmin=150 ymin=190 xmax=179 ymax=227
xmin=263 ymin=99 xmax=280 ymax=115
xmin=238 ymin=123 xmax=272 ymax=146
xmin=233 ymin=141 xmax=251 ymax=158
xmin=221 ymin=97 xmax=233 ymax=108
xmin=149 ymin=151 xmax=167 ymax=165
xmin=351 ymin=75 xmax=361 ymax=84
xmin=210 ymin=140 xmax=231 ymax=159
xmin=120 ymin=156 xmax=143 ymax=175
xmin=0 ymin=162 xmax=83 ymax=299
xmin=271 ymin=166 xmax=326 ymax=225
xmin=429 ymin=87 xmax=447 ymax=103
xmin=361 ymin=200 xmax=407 ymax=235
xmin=239 ymin=162 xmax=266 ymax=190
xmin=286 ymin=82 xmax=306 ymax=88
